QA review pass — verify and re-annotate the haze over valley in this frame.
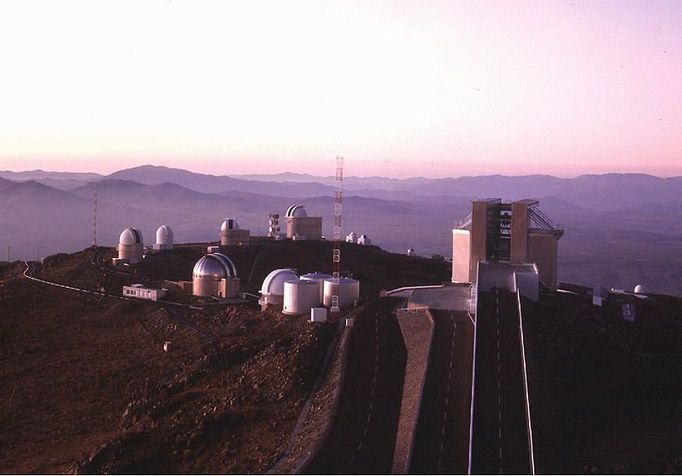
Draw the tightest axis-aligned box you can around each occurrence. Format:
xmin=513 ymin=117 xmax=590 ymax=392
xmin=1 ymin=165 xmax=680 ymax=296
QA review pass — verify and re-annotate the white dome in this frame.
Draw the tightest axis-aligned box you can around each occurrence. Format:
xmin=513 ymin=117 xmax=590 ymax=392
xmin=119 ymin=227 xmax=143 ymax=245
xmin=261 ymin=268 xmax=299 ymax=296
xmin=221 ymin=218 xmax=239 ymax=231
xmin=156 ymin=225 xmax=173 ymax=245
xmin=634 ymin=284 xmax=647 ymax=294
xmin=193 ymin=253 xmax=237 ymax=279
xmin=286 ymin=204 xmax=308 ymax=218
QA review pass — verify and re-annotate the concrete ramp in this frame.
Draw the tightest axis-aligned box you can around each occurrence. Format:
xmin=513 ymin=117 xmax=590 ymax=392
xmin=392 ymin=307 xmax=434 ymax=474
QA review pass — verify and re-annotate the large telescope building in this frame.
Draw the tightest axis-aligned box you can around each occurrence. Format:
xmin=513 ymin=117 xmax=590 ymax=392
xmin=452 ymin=199 xmax=563 ymax=289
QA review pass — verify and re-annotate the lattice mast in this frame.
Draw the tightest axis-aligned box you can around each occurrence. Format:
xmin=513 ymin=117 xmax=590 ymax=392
xmin=331 ymin=156 xmax=344 ymax=313
xmin=92 ymin=188 xmax=97 ymax=247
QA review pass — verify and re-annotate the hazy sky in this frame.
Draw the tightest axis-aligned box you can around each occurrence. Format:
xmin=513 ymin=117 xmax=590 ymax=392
xmin=1 ymin=1 xmax=681 ymax=178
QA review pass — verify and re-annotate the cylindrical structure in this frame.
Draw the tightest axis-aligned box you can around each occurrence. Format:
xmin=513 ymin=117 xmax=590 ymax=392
xmin=407 ymin=248 xmax=416 ymax=257
xmin=285 ymin=204 xmax=322 ymax=240
xmin=259 ymin=268 xmax=299 ymax=309
xmin=155 ymin=224 xmax=174 ymax=249
xmin=283 ymin=279 xmax=321 ymax=315
xmin=118 ymin=227 xmax=144 ymax=264
xmin=300 ymin=272 xmax=333 ymax=302
xmin=323 ymin=278 xmax=360 ymax=309
xmin=220 ymin=218 xmax=250 ymax=246
xmin=192 ymin=253 xmax=239 ymax=298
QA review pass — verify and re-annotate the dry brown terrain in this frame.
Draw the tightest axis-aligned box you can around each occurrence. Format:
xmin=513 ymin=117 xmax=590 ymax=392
xmin=0 ymin=241 xmax=448 ymax=474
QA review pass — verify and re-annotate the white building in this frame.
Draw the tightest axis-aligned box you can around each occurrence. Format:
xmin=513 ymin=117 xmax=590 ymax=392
xmin=285 ymin=205 xmax=322 ymax=240
xmin=154 ymin=225 xmax=173 ymax=250
xmin=220 ymin=218 xmax=250 ymax=246
xmin=123 ymin=284 xmax=167 ymax=301
xmin=357 ymin=234 xmax=372 ymax=245
xmin=117 ymin=227 xmax=144 ymax=264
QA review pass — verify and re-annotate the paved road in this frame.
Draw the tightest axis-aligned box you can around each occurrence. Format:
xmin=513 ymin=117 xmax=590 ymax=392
xmin=471 ymin=288 xmax=532 ymax=474
xmin=303 ymin=298 xmax=407 ymax=474
xmin=409 ymin=309 xmax=474 ymax=474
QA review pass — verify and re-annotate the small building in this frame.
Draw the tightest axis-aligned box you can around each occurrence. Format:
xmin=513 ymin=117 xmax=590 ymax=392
xmin=259 ymin=268 xmax=299 ymax=310
xmin=117 ymin=227 xmax=144 ymax=264
xmin=311 ymin=307 xmax=328 ymax=323
xmin=357 ymin=234 xmax=372 ymax=245
xmin=153 ymin=224 xmax=174 ymax=250
xmin=122 ymin=284 xmax=167 ymax=301
xmin=346 ymin=232 xmax=357 ymax=243
xmin=220 ymin=218 xmax=250 ymax=246
xmin=285 ymin=205 xmax=322 ymax=240
xmin=192 ymin=253 xmax=240 ymax=299
xmin=407 ymin=248 xmax=416 ymax=257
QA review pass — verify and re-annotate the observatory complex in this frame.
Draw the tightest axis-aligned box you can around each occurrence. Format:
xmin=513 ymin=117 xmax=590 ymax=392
xmin=285 ymin=205 xmax=322 ymax=240
xmin=452 ymin=199 xmax=563 ymax=288
xmin=220 ymin=218 xmax=250 ymax=246
xmin=259 ymin=268 xmax=359 ymax=315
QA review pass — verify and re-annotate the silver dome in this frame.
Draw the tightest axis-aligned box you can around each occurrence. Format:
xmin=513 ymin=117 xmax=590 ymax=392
xmin=192 ymin=253 xmax=237 ymax=279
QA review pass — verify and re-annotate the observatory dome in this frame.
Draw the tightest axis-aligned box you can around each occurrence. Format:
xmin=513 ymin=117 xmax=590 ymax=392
xmin=634 ymin=284 xmax=647 ymax=294
xmin=286 ymin=204 xmax=308 ymax=218
xmin=119 ymin=227 xmax=143 ymax=245
xmin=156 ymin=225 xmax=173 ymax=245
xmin=192 ymin=253 xmax=237 ymax=280
xmin=261 ymin=268 xmax=299 ymax=296
xmin=221 ymin=218 xmax=240 ymax=231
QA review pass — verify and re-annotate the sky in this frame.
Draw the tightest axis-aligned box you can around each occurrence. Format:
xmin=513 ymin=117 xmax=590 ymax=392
xmin=1 ymin=0 xmax=681 ymax=178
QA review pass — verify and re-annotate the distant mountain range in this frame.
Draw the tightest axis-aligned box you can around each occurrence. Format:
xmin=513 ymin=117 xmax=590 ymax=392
xmin=1 ymin=165 xmax=681 ymax=295
xmin=2 ymin=165 xmax=681 ymax=209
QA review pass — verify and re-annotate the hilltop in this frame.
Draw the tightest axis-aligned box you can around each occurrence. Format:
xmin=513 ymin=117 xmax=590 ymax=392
xmin=0 ymin=240 xmax=448 ymax=474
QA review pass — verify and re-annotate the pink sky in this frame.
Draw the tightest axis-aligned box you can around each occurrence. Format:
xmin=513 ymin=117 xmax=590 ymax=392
xmin=1 ymin=1 xmax=681 ymax=178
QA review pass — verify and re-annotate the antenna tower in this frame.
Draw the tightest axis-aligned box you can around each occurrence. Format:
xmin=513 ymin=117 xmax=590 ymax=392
xmin=331 ymin=156 xmax=344 ymax=313
xmin=92 ymin=188 xmax=97 ymax=247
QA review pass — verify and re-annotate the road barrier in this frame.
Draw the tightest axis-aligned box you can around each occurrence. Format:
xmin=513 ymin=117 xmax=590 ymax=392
xmin=516 ymin=290 xmax=536 ymax=475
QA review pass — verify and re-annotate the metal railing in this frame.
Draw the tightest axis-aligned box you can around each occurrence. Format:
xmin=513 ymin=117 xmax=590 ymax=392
xmin=528 ymin=206 xmax=563 ymax=234
xmin=455 ymin=214 xmax=472 ymax=229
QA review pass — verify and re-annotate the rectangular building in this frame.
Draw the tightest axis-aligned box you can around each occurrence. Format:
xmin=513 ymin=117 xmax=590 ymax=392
xmin=451 ymin=198 xmax=563 ymax=289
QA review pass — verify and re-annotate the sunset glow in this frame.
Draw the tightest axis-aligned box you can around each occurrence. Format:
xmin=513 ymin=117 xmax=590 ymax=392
xmin=1 ymin=1 xmax=681 ymax=177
